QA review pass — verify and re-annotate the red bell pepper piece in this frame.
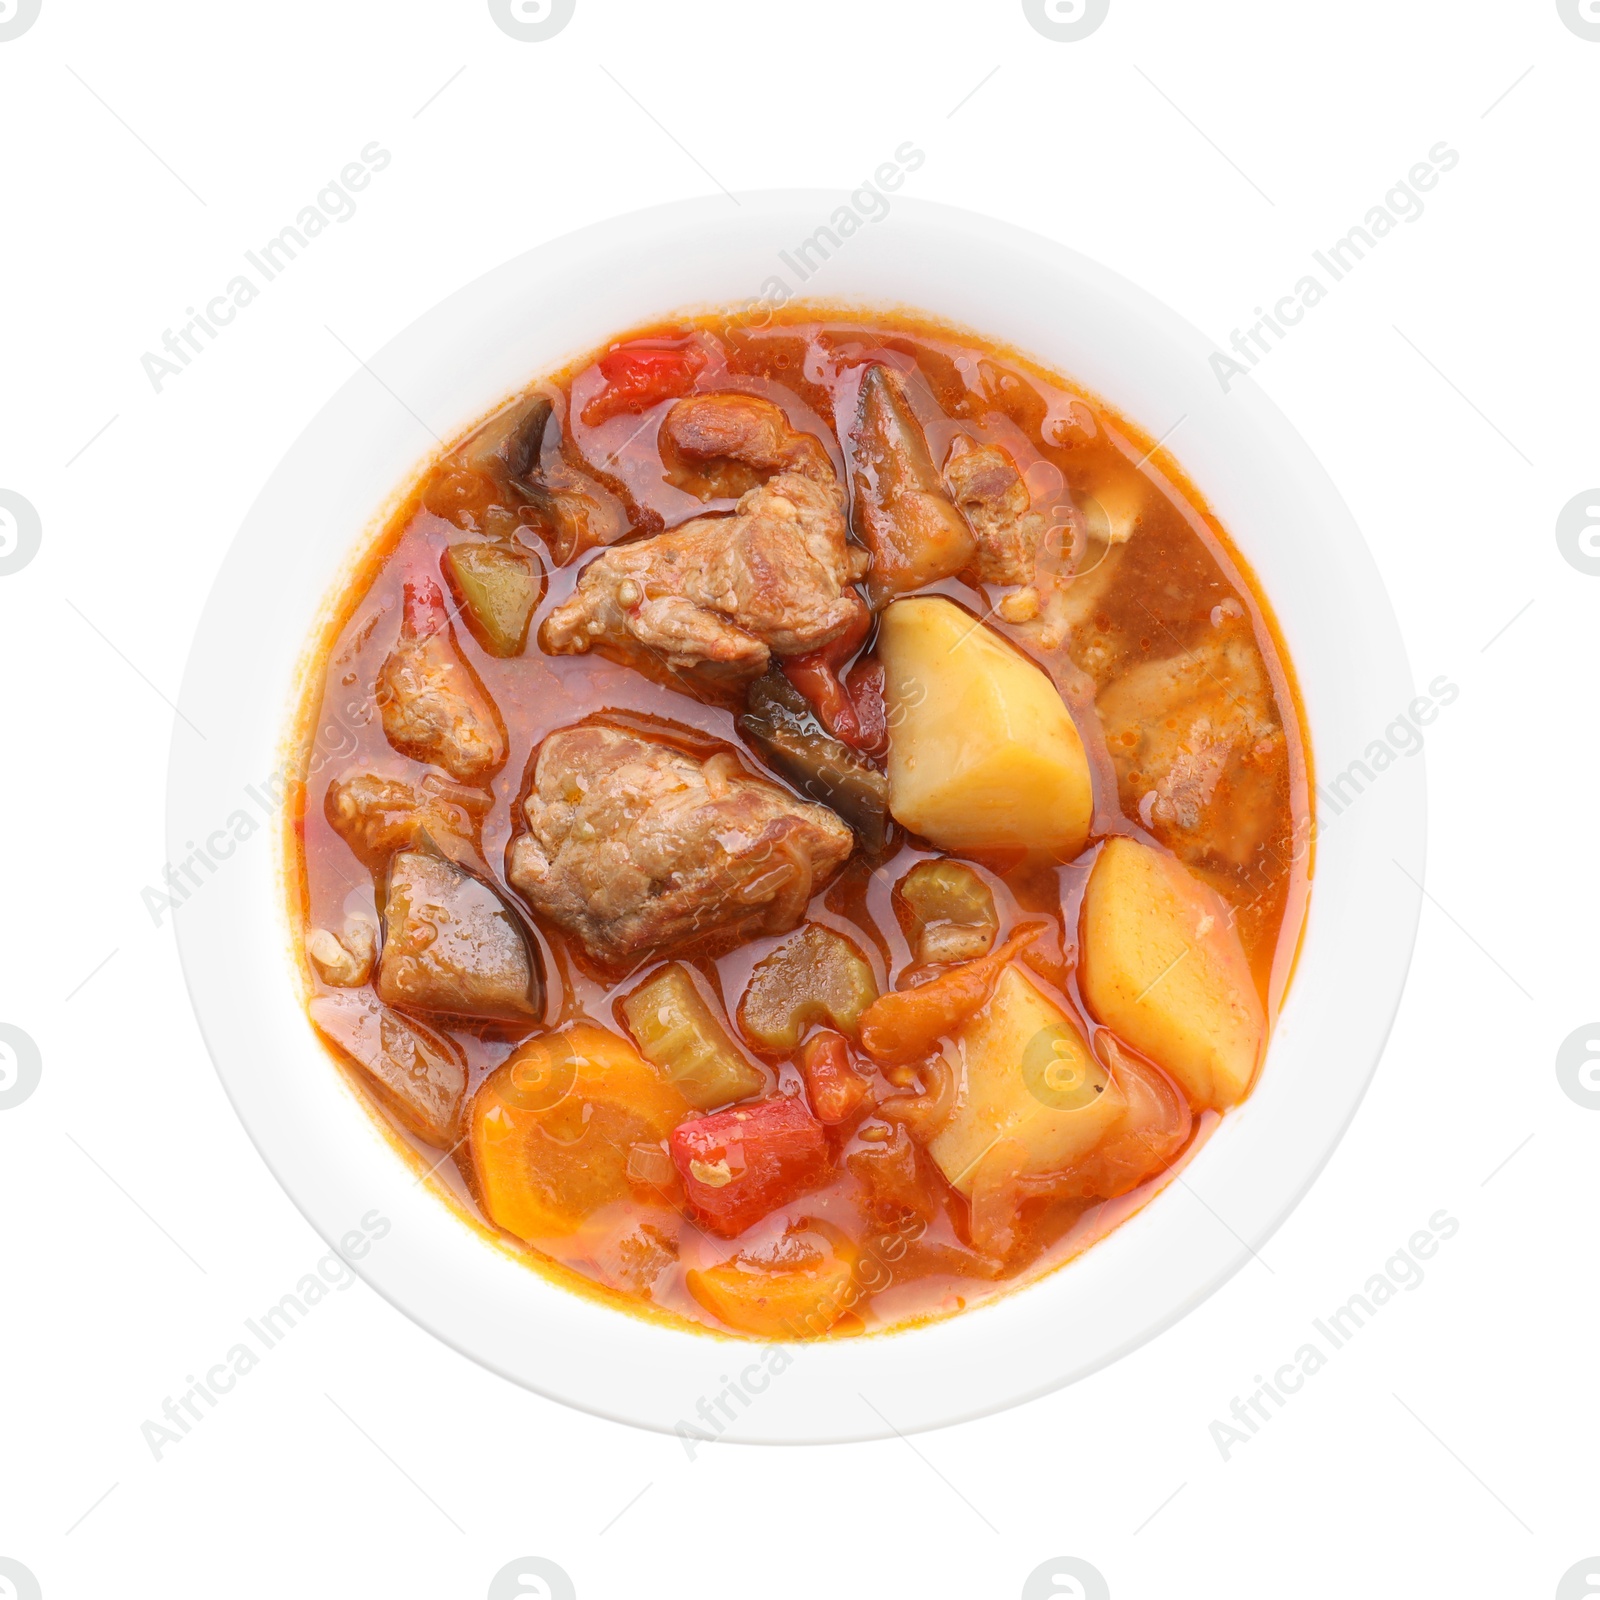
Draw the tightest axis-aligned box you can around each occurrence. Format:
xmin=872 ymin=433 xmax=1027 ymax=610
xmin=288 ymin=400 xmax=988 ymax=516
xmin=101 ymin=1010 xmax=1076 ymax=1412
xmin=581 ymin=341 xmax=705 ymax=426
xmin=669 ymin=1096 xmax=831 ymax=1238
xmin=799 ymin=1030 xmax=870 ymax=1125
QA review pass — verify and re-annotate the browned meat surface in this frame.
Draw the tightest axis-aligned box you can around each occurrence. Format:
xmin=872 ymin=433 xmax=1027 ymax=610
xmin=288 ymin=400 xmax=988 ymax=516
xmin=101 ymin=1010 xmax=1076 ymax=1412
xmin=1096 ymin=628 xmax=1283 ymax=868
xmin=660 ymin=392 xmax=834 ymax=497
xmin=377 ymin=850 xmax=543 ymax=1025
xmin=376 ymin=576 xmax=507 ymax=783
xmin=507 ymin=724 xmax=855 ymax=968
xmin=539 ymin=471 xmax=868 ymax=677
xmin=943 ymin=436 xmax=1049 ymax=587
xmin=309 ymin=989 xmax=468 ymax=1147
xmin=325 ymin=770 xmax=488 ymax=868
xmin=850 ymin=365 xmax=974 ymax=605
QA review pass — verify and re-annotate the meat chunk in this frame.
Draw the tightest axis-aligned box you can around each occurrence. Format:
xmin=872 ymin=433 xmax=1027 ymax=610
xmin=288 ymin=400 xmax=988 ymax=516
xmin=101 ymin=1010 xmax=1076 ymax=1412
xmin=942 ymin=436 xmax=1050 ymax=587
xmin=377 ymin=850 xmax=543 ymax=1025
xmin=325 ymin=770 xmax=487 ymax=868
xmin=660 ymin=392 xmax=835 ymax=497
xmin=309 ymin=990 xmax=467 ymax=1148
xmin=539 ymin=471 xmax=869 ymax=678
xmin=1096 ymin=628 xmax=1283 ymax=868
xmin=507 ymin=725 xmax=854 ymax=968
xmin=376 ymin=575 xmax=507 ymax=783
xmin=850 ymin=365 xmax=975 ymax=605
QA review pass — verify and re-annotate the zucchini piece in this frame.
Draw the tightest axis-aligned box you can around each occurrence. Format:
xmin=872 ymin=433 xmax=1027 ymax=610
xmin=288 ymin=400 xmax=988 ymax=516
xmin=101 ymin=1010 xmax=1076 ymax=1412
xmin=896 ymin=860 xmax=999 ymax=963
xmin=738 ymin=925 xmax=880 ymax=1053
xmin=441 ymin=541 xmax=544 ymax=658
xmin=620 ymin=963 xmax=766 ymax=1110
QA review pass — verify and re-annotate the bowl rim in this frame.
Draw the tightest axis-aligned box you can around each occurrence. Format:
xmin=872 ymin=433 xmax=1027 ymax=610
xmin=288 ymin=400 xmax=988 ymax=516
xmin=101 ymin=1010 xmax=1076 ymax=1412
xmin=169 ymin=190 xmax=1426 ymax=1443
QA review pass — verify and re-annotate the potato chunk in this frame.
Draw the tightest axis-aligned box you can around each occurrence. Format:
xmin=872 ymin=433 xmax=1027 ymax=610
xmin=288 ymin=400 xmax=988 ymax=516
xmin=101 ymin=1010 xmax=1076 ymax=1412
xmin=879 ymin=596 xmax=1092 ymax=858
xmin=928 ymin=966 xmax=1125 ymax=1196
xmin=1080 ymin=837 xmax=1264 ymax=1109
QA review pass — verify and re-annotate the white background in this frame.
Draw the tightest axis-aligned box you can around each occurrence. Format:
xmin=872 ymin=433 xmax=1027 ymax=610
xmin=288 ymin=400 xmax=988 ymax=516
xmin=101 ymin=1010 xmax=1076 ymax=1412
xmin=2 ymin=2 xmax=1595 ymax=1596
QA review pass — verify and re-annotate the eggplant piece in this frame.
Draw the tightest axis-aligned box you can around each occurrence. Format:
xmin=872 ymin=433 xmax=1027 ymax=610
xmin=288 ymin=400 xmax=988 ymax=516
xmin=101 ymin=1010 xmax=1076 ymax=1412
xmin=440 ymin=542 xmax=544 ymax=658
xmin=309 ymin=990 xmax=467 ymax=1148
xmin=455 ymin=393 xmax=553 ymax=483
xmin=511 ymin=460 xmax=628 ymax=566
xmin=455 ymin=392 xmax=628 ymax=565
xmin=739 ymin=672 xmax=891 ymax=854
xmin=377 ymin=850 xmax=543 ymax=1026
xmin=850 ymin=365 xmax=975 ymax=606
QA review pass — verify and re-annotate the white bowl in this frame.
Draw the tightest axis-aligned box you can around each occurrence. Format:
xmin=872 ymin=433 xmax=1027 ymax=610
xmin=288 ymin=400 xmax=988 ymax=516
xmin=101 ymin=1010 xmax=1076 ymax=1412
xmin=169 ymin=193 xmax=1424 ymax=1442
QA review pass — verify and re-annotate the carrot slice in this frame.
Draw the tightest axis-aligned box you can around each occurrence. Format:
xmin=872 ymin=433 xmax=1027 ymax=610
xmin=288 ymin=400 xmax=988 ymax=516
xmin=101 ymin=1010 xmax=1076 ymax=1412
xmin=468 ymin=1023 xmax=688 ymax=1242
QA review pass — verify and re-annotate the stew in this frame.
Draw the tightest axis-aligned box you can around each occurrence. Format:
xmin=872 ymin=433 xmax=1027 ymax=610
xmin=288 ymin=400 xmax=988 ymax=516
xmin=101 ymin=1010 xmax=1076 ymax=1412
xmin=289 ymin=308 xmax=1311 ymax=1340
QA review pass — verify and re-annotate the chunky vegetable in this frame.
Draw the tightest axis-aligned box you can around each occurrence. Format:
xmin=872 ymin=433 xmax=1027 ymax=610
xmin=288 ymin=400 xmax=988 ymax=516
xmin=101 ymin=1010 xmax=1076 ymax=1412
xmin=927 ymin=966 xmax=1124 ymax=1197
xmin=850 ymin=364 xmax=975 ymax=605
xmin=896 ymin=859 xmax=999 ymax=964
xmin=739 ymin=672 xmax=890 ymax=853
xmin=377 ymin=850 xmax=543 ymax=1025
xmin=686 ymin=1223 xmax=857 ymax=1337
xmin=858 ymin=925 xmax=1040 ymax=1065
xmin=738 ymin=925 xmax=880 ymax=1052
xmin=309 ymin=991 xmax=466 ymax=1148
xmin=468 ymin=1024 xmax=689 ymax=1240
xmin=581 ymin=341 xmax=706 ymax=426
xmin=669 ymin=1096 xmax=831 ymax=1237
xmin=440 ymin=542 xmax=543 ymax=658
xmin=878 ymin=595 xmax=1092 ymax=859
xmin=1080 ymin=837 xmax=1264 ymax=1108
xmin=780 ymin=604 xmax=871 ymax=747
xmin=620 ymin=963 xmax=766 ymax=1110
xmin=799 ymin=1030 xmax=870 ymax=1124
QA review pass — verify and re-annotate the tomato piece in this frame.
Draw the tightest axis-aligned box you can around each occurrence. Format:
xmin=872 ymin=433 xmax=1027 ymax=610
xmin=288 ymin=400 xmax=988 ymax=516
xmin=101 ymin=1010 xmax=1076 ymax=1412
xmin=780 ymin=603 xmax=872 ymax=747
xmin=845 ymin=656 xmax=887 ymax=760
xmin=581 ymin=342 xmax=705 ymax=426
xmin=800 ymin=1030 xmax=870 ymax=1125
xmin=669 ymin=1096 xmax=830 ymax=1237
